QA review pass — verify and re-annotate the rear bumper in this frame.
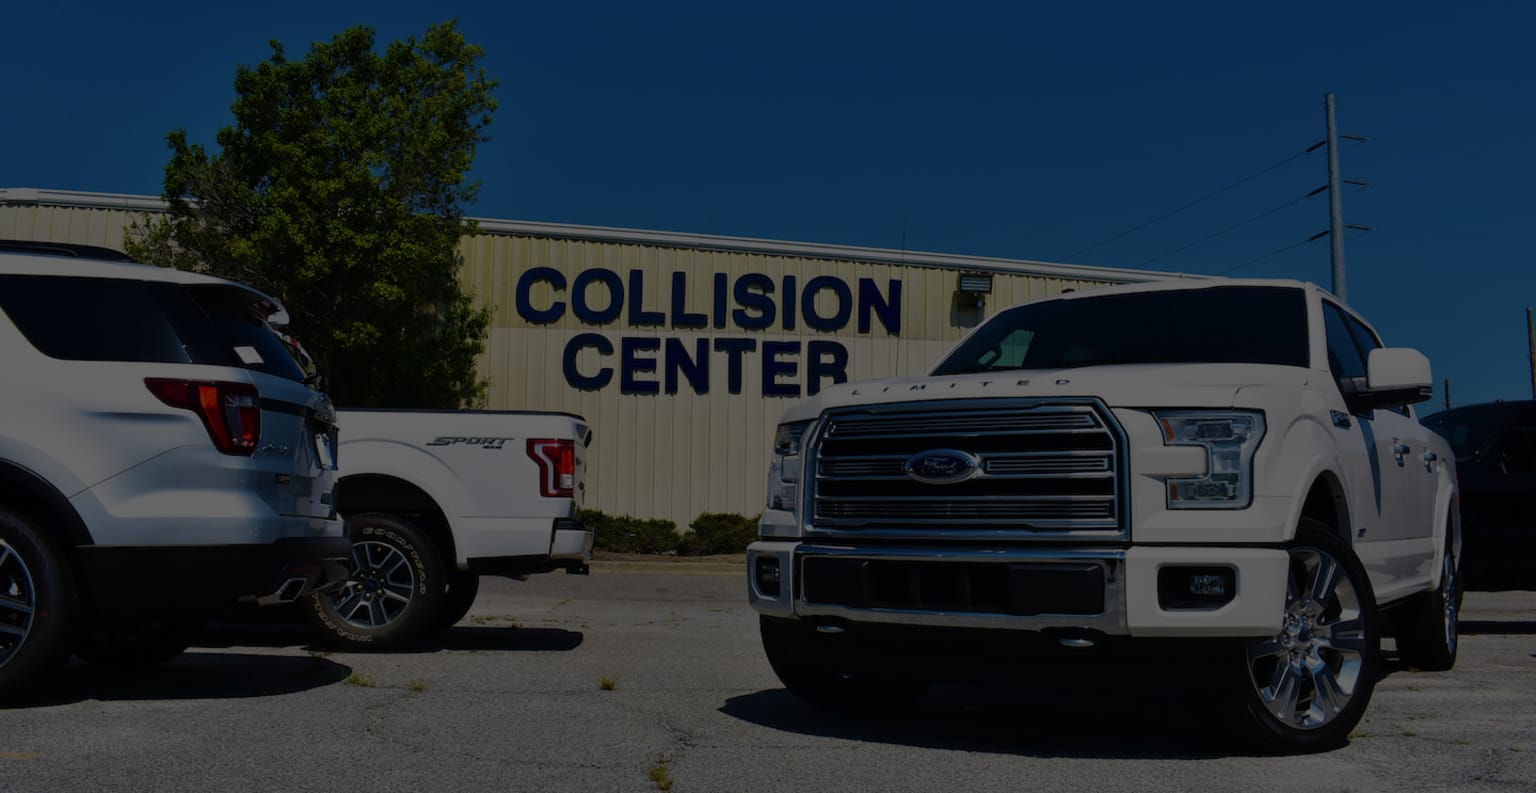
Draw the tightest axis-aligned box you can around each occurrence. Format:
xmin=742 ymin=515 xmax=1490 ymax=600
xmin=77 ymin=536 xmax=353 ymax=619
xmin=748 ymin=540 xmax=1289 ymax=638
xmin=465 ymin=518 xmax=592 ymax=577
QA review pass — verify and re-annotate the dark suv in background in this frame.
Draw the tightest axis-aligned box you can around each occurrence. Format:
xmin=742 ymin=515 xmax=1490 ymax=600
xmin=1422 ymin=400 xmax=1536 ymax=589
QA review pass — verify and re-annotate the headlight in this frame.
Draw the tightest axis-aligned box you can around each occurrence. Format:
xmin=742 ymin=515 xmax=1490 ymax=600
xmin=767 ymin=420 xmax=814 ymax=512
xmin=1153 ymin=411 xmax=1266 ymax=509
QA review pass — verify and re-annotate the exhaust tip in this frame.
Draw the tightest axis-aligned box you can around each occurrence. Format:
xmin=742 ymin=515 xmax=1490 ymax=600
xmin=252 ymin=577 xmax=311 ymax=606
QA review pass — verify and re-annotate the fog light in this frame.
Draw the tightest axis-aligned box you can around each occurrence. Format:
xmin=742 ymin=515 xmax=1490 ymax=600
xmin=1157 ymin=566 xmax=1236 ymax=610
xmin=756 ymin=557 xmax=782 ymax=597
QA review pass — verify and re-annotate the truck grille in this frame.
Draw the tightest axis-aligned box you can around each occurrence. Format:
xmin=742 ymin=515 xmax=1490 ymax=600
xmin=809 ymin=399 xmax=1126 ymax=539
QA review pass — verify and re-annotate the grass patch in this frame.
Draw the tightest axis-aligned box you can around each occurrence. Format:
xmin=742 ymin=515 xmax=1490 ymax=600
xmin=599 ymin=677 xmax=617 ymax=691
xmin=345 ymin=671 xmax=376 ymax=688
xmin=647 ymin=753 xmax=674 ymax=791
xmin=407 ymin=679 xmax=429 ymax=693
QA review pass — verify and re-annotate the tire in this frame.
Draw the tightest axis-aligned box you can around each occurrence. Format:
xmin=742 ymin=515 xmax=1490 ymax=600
xmin=435 ymin=569 xmax=480 ymax=632
xmin=0 ymin=508 xmax=78 ymax=701
xmin=74 ymin=621 xmax=198 ymax=668
xmin=759 ymin=617 xmax=927 ymax=713
xmin=1395 ymin=525 xmax=1461 ymax=671
xmin=1226 ymin=518 xmax=1382 ymax=753
xmin=307 ymin=513 xmax=446 ymax=651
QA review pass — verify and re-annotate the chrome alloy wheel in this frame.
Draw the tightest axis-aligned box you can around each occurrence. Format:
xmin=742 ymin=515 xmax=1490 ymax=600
xmin=326 ymin=540 xmax=417 ymax=629
xmin=0 ymin=541 xmax=37 ymax=667
xmin=1246 ymin=547 xmax=1370 ymax=731
xmin=1439 ymin=544 xmax=1459 ymax=656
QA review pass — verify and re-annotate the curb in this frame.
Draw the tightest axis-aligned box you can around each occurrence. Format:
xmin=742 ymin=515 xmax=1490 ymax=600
xmin=588 ymin=559 xmax=745 ymax=576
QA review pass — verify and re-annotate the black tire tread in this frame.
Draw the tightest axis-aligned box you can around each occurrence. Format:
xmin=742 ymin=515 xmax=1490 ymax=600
xmin=307 ymin=512 xmax=446 ymax=651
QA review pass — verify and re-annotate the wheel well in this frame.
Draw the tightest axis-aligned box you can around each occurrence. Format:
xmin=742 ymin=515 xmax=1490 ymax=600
xmin=0 ymin=461 xmax=94 ymax=547
xmin=1300 ymin=473 xmax=1351 ymax=543
xmin=334 ymin=475 xmax=456 ymax=563
xmin=0 ymin=461 xmax=92 ymax=577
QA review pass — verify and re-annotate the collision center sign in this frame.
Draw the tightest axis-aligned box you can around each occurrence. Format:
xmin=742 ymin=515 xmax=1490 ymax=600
xmin=516 ymin=267 xmax=902 ymax=397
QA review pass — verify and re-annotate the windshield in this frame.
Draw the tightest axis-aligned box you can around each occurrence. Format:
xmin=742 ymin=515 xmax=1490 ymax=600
xmin=932 ymin=285 xmax=1310 ymax=375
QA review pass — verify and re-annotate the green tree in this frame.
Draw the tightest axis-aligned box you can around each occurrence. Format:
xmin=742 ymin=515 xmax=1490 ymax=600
xmin=128 ymin=20 xmax=497 ymax=408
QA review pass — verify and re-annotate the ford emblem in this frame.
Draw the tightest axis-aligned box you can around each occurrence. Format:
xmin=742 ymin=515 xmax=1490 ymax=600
xmin=903 ymin=449 xmax=982 ymax=485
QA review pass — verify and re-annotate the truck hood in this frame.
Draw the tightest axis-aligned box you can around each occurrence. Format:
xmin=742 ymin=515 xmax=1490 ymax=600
xmin=780 ymin=363 xmax=1311 ymax=422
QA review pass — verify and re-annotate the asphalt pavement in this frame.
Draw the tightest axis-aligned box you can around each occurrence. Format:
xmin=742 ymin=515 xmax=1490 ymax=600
xmin=4 ymin=563 xmax=1534 ymax=793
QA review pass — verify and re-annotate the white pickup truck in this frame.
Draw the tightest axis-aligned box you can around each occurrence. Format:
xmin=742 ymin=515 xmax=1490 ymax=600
xmin=306 ymin=409 xmax=594 ymax=649
xmin=749 ymin=279 xmax=1459 ymax=753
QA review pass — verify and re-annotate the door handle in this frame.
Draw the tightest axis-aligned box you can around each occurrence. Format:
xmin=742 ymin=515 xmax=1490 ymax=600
xmin=1393 ymin=443 xmax=1410 ymax=467
xmin=1423 ymin=451 xmax=1438 ymax=473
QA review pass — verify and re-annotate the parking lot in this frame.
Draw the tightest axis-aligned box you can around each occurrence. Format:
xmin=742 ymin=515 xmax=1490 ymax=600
xmin=5 ymin=563 xmax=1534 ymax=793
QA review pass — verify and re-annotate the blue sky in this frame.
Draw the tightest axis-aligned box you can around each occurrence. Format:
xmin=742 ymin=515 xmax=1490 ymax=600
xmin=4 ymin=1 xmax=1532 ymax=410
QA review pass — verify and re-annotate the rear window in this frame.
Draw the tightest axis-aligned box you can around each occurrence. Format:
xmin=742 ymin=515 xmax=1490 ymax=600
xmin=0 ymin=274 xmax=306 ymax=383
xmin=932 ymin=285 xmax=1310 ymax=374
xmin=184 ymin=285 xmax=307 ymax=383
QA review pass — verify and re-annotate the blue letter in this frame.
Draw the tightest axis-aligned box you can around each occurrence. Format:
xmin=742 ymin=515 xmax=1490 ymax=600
xmin=732 ymin=273 xmax=776 ymax=330
xmin=516 ymin=267 xmax=566 ymax=324
xmin=665 ymin=337 xmax=709 ymax=394
xmin=806 ymin=341 xmax=849 ymax=395
xmin=712 ymin=273 xmax=729 ymax=329
xmin=620 ymin=337 xmax=661 ymax=394
xmin=713 ymin=338 xmax=757 ymax=395
xmin=762 ymin=341 xmax=801 ymax=397
xmin=628 ymin=269 xmax=664 ymax=326
xmin=563 ymin=334 xmax=613 ymax=390
xmin=802 ymin=276 xmax=852 ymax=331
xmin=670 ymin=272 xmax=707 ymax=329
xmin=572 ymin=269 xmax=623 ymax=324
xmin=782 ymin=274 xmax=797 ymax=331
xmin=858 ymin=278 xmax=902 ymax=334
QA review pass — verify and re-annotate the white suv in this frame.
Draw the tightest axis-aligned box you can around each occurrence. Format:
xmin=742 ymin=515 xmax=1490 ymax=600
xmin=0 ymin=242 xmax=349 ymax=698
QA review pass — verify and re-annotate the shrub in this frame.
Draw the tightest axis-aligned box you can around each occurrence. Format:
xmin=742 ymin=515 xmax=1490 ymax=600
xmin=683 ymin=512 xmax=760 ymax=556
xmin=582 ymin=509 xmax=682 ymax=554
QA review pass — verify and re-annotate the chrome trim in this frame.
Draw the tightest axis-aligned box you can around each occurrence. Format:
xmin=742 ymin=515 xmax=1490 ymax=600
xmin=806 ymin=398 xmax=1129 ymax=540
xmin=792 ymin=544 xmax=1129 ymax=634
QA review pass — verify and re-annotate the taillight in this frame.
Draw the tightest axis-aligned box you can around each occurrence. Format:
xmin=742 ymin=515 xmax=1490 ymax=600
xmin=145 ymin=378 xmax=261 ymax=456
xmin=527 ymin=439 xmax=576 ymax=498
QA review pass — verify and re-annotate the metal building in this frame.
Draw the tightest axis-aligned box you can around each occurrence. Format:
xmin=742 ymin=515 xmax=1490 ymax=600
xmin=1 ymin=187 xmax=1193 ymax=528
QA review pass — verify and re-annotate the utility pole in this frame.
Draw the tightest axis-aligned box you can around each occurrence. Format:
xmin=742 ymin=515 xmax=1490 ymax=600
xmin=1307 ymin=94 xmax=1369 ymax=302
xmin=1444 ymin=379 xmax=1452 ymax=411
xmin=1527 ymin=308 xmax=1535 ymax=399
xmin=1325 ymin=94 xmax=1346 ymax=302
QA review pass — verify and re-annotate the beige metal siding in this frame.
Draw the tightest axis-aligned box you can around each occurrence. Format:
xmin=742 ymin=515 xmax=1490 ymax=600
xmin=3 ymin=195 xmax=1155 ymax=530
xmin=0 ymin=204 xmax=147 ymax=250
xmin=459 ymin=233 xmax=1118 ymax=528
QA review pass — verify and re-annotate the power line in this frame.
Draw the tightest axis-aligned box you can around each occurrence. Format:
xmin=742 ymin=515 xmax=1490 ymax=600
xmin=1062 ymin=149 xmax=1315 ymax=261
xmin=1138 ymin=192 xmax=1318 ymax=267
xmin=1217 ymin=236 xmax=1318 ymax=275
xmin=1218 ymin=218 xmax=1372 ymax=278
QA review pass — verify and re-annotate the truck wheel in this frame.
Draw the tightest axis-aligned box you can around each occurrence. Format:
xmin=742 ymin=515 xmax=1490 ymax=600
xmin=1395 ymin=526 xmax=1460 ymax=671
xmin=1229 ymin=518 xmax=1381 ymax=753
xmin=74 ymin=622 xmax=198 ymax=668
xmin=0 ymin=509 xmax=78 ymax=701
xmin=435 ymin=570 xmax=480 ymax=631
xmin=308 ymin=513 xmax=445 ymax=651
xmin=759 ymin=617 xmax=927 ymax=712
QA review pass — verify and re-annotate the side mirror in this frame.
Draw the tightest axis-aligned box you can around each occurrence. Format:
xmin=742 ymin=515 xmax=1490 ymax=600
xmin=1355 ymin=348 xmax=1433 ymax=410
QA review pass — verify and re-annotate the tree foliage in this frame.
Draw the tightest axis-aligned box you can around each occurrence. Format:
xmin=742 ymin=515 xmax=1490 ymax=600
xmin=127 ymin=21 xmax=497 ymax=408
